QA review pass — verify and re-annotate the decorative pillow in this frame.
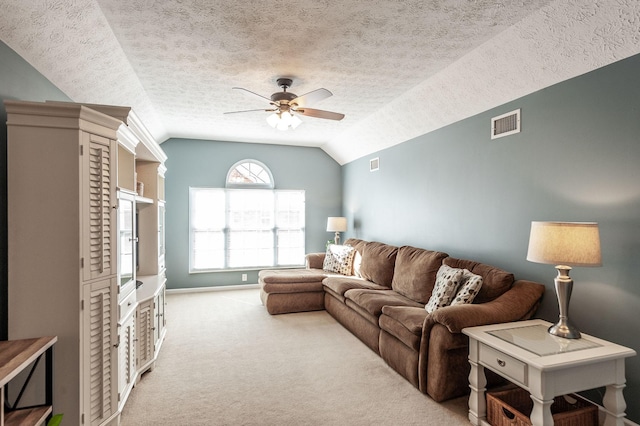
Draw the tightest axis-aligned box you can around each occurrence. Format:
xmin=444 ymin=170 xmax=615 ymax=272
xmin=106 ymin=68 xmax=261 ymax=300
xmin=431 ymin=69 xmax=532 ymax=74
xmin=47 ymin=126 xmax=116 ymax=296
xmin=425 ymin=264 xmax=464 ymax=313
xmin=443 ymin=257 xmax=514 ymax=304
xmin=451 ymin=269 xmax=483 ymax=306
xmin=343 ymin=239 xmax=366 ymax=277
xmin=323 ymin=244 xmax=356 ymax=275
xmin=350 ymin=247 xmax=363 ymax=278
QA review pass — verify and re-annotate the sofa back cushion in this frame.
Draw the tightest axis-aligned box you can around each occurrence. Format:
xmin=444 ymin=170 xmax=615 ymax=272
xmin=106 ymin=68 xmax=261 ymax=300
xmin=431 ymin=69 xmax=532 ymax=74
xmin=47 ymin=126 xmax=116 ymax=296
xmin=443 ymin=257 xmax=514 ymax=303
xmin=358 ymin=241 xmax=398 ymax=287
xmin=344 ymin=238 xmax=367 ymax=253
xmin=391 ymin=246 xmax=449 ymax=303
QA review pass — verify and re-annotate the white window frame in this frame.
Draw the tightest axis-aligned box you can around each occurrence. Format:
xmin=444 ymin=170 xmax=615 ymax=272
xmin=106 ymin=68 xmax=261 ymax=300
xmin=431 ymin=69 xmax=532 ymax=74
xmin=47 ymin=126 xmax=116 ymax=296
xmin=226 ymin=159 xmax=274 ymax=189
xmin=189 ymin=187 xmax=306 ymax=272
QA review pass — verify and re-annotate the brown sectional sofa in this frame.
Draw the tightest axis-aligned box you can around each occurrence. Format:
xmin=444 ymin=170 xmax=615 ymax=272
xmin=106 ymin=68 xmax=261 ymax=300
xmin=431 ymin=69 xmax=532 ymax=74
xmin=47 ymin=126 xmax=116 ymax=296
xmin=258 ymin=238 xmax=545 ymax=402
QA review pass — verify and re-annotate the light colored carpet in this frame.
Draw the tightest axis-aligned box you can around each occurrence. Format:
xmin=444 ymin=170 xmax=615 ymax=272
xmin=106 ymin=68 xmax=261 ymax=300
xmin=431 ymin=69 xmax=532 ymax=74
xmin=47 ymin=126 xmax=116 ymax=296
xmin=120 ymin=288 xmax=471 ymax=425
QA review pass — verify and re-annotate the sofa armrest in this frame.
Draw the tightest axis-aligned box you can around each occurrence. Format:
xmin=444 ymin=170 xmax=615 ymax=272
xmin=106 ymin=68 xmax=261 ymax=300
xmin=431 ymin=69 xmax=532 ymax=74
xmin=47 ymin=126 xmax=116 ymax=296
xmin=305 ymin=252 xmax=326 ymax=269
xmin=425 ymin=280 xmax=545 ymax=334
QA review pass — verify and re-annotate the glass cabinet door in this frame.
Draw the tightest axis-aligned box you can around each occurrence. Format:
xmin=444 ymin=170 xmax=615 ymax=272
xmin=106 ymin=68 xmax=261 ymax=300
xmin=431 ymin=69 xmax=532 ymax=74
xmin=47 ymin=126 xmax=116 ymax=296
xmin=118 ymin=191 xmax=136 ymax=288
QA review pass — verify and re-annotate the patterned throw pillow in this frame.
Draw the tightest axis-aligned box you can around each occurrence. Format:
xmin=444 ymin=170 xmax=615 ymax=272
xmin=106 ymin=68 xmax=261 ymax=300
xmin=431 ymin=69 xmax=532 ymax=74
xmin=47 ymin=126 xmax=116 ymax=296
xmin=451 ymin=269 xmax=483 ymax=306
xmin=425 ymin=264 xmax=464 ymax=313
xmin=350 ymin=246 xmax=363 ymax=278
xmin=323 ymin=244 xmax=356 ymax=275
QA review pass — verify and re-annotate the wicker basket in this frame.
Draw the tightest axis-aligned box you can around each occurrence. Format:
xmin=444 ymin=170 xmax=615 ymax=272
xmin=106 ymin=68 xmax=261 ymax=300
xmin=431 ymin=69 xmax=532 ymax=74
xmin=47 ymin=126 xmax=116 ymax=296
xmin=487 ymin=387 xmax=598 ymax=426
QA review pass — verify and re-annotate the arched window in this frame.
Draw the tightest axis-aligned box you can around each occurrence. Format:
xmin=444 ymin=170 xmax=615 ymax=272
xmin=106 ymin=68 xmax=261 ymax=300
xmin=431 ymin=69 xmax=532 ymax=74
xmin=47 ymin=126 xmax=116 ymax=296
xmin=189 ymin=159 xmax=305 ymax=271
xmin=226 ymin=160 xmax=274 ymax=189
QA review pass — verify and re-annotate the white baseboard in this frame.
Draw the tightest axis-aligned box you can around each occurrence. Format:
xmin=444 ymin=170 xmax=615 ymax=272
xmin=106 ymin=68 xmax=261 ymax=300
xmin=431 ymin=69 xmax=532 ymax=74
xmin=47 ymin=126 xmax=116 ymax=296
xmin=166 ymin=283 xmax=259 ymax=294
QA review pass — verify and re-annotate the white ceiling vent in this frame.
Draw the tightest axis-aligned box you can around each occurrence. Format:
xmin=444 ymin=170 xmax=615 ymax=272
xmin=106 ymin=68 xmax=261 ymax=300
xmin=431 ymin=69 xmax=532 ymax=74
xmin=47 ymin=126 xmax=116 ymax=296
xmin=370 ymin=157 xmax=380 ymax=172
xmin=491 ymin=108 xmax=521 ymax=139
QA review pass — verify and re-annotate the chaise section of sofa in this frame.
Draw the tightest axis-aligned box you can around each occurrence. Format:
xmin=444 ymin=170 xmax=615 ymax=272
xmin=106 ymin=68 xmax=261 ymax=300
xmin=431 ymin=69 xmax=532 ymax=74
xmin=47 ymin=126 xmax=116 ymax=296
xmin=259 ymin=268 xmax=327 ymax=314
xmin=258 ymin=246 xmax=344 ymax=315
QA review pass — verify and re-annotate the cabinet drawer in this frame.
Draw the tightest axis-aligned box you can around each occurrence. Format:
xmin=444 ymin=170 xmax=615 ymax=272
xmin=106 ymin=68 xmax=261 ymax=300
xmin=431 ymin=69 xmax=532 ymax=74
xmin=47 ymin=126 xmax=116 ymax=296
xmin=119 ymin=288 xmax=137 ymax=321
xmin=480 ymin=343 xmax=527 ymax=386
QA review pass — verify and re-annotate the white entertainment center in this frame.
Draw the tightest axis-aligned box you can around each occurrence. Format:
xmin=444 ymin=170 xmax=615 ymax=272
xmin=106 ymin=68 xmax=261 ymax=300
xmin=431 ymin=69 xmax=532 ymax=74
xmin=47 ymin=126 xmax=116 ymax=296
xmin=5 ymin=100 xmax=168 ymax=425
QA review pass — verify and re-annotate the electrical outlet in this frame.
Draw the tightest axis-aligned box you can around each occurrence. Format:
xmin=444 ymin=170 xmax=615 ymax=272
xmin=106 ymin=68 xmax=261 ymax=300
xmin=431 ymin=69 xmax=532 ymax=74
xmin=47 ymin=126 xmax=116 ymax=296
xmin=241 ymin=273 xmax=248 ymax=282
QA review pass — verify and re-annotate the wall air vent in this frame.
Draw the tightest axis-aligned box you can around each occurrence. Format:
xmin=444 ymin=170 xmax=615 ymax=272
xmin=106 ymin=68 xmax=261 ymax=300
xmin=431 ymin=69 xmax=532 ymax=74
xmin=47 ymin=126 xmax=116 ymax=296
xmin=491 ymin=108 xmax=521 ymax=139
xmin=370 ymin=157 xmax=379 ymax=172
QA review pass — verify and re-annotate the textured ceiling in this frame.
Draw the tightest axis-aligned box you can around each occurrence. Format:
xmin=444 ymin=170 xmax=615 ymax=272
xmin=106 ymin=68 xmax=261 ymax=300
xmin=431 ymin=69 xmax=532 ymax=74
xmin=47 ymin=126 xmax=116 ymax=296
xmin=1 ymin=1 xmax=639 ymax=164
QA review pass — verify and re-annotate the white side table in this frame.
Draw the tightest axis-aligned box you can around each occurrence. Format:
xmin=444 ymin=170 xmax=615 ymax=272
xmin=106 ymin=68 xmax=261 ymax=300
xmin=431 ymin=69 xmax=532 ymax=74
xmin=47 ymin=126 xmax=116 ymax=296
xmin=463 ymin=319 xmax=636 ymax=426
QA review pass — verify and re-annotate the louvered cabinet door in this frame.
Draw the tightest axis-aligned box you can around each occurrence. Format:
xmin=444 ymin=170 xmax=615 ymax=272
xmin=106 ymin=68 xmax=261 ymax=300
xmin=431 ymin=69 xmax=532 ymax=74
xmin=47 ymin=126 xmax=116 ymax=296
xmin=82 ymin=278 xmax=118 ymax=426
xmin=118 ymin=312 xmax=136 ymax=406
xmin=82 ymin=132 xmax=117 ymax=283
xmin=136 ymin=300 xmax=154 ymax=370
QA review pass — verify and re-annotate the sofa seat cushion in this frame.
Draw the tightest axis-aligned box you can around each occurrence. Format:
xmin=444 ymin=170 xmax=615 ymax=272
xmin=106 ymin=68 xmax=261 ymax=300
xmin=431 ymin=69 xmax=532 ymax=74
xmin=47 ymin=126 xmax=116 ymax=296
xmin=344 ymin=289 xmax=422 ymax=324
xmin=379 ymin=306 xmax=429 ymax=351
xmin=443 ymin=258 xmax=514 ymax=303
xmin=392 ymin=246 xmax=449 ymax=304
xmin=259 ymin=269 xmax=327 ymax=294
xmin=323 ymin=276 xmax=386 ymax=298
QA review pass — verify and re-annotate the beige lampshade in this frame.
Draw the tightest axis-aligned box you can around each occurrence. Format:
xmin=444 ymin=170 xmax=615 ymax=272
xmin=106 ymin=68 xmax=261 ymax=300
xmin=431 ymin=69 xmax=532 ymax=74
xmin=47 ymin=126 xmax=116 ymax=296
xmin=326 ymin=217 xmax=347 ymax=232
xmin=526 ymin=221 xmax=602 ymax=266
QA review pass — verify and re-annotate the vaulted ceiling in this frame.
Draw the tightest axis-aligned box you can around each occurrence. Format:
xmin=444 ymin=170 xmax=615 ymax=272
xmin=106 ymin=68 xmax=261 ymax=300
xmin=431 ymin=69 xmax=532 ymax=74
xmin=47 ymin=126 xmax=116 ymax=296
xmin=1 ymin=1 xmax=639 ymax=164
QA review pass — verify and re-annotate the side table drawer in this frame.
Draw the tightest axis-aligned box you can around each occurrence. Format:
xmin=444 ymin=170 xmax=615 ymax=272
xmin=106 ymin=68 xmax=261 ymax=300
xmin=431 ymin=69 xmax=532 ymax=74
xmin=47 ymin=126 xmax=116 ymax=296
xmin=480 ymin=343 xmax=527 ymax=386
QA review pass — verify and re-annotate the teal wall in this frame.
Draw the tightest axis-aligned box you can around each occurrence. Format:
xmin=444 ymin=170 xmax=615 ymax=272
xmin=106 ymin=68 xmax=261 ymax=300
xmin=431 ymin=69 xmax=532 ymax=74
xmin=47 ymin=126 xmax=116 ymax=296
xmin=161 ymin=138 xmax=342 ymax=289
xmin=342 ymin=53 xmax=640 ymax=420
xmin=0 ymin=41 xmax=71 ymax=340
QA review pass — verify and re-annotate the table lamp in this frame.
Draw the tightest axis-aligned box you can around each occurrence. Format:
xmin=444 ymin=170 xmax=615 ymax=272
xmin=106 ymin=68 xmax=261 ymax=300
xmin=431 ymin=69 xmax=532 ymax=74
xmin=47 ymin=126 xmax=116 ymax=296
xmin=526 ymin=221 xmax=601 ymax=339
xmin=326 ymin=217 xmax=347 ymax=245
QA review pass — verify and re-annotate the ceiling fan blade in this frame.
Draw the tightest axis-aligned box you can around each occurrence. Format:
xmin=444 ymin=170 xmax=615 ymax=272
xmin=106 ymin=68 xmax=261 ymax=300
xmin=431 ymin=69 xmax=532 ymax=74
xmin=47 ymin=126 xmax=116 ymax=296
xmin=297 ymin=108 xmax=345 ymax=121
xmin=290 ymin=88 xmax=332 ymax=107
xmin=232 ymin=87 xmax=272 ymax=102
xmin=223 ymin=108 xmax=275 ymax=115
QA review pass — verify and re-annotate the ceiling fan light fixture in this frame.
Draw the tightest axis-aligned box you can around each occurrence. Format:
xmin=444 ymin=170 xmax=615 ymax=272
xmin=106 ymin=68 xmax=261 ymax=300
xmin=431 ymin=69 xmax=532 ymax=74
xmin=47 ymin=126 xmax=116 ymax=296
xmin=290 ymin=113 xmax=302 ymax=129
xmin=266 ymin=112 xmax=280 ymax=128
xmin=267 ymin=111 xmax=302 ymax=131
xmin=228 ymin=78 xmax=344 ymax=128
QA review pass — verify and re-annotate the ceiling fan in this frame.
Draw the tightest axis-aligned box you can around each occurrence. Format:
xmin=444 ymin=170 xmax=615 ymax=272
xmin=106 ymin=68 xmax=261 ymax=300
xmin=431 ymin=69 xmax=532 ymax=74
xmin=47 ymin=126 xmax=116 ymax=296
xmin=224 ymin=78 xmax=345 ymax=130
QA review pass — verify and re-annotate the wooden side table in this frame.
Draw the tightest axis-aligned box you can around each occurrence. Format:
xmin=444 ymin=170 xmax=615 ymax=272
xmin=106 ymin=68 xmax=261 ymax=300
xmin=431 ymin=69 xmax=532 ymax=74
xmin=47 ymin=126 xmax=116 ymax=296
xmin=0 ymin=336 xmax=57 ymax=426
xmin=463 ymin=319 xmax=636 ymax=426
